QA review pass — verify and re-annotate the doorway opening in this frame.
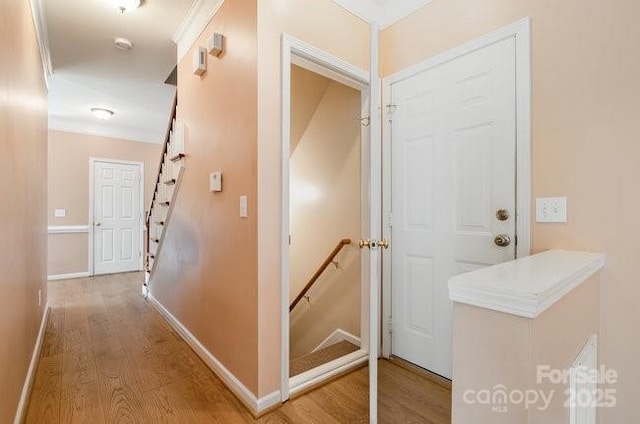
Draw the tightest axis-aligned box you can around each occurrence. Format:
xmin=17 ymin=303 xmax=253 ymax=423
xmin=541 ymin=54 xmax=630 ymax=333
xmin=288 ymin=64 xmax=363 ymax=377
xmin=281 ymin=35 xmax=371 ymax=400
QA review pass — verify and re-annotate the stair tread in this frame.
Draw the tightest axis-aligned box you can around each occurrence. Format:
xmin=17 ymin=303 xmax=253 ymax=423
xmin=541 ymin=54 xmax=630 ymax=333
xmin=289 ymin=340 xmax=359 ymax=377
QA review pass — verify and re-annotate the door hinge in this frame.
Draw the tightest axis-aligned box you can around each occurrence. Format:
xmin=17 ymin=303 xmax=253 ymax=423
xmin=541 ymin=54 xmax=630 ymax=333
xmin=385 ymin=104 xmax=397 ymax=120
xmin=139 ymin=251 xmax=142 ymax=258
xmin=388 ymin=212 xmax=393 ymax=228
xmin=387 ymin=317 xmax=393 ymax=335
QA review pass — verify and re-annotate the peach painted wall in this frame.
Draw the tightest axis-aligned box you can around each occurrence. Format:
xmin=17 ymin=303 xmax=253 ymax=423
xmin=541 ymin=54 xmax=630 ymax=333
xmin=289 ymin=76 xmax=362 ymax=359
xmin=381 ymin=1 xmax=640 ymax=421
xmin=256 ymin=0 xmax=370 ymax=397
xmin=0 ymin=0 xmax=48 ymax=422
xmin=47 ymin=130 xmax=161 ymax=275
xmin=149 ymin=0 xmax=259 ymax=395
xmin=290 ymin=65 xmax=330 ymax=152
xmin=48 ymin=233 xmax=89 ymax=276
xmin=452 ymin=273 xmax=600 ymax=423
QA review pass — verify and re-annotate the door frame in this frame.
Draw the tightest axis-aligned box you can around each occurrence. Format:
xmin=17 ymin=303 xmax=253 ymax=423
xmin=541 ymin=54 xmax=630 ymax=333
xmin=88 ymin=157 xmax=145 ymax=276
xmin=280 ymin=34 xmax=372 ymax=401
xmin=380 ymin=17 xmax=532 ymax=358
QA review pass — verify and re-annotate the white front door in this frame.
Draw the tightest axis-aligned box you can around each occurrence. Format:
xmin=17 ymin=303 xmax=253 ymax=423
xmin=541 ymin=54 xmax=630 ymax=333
xmin=93 ymin=160 xmax=143 ymax=275
xmin=389 ymin=36 xmax=517 ymax=379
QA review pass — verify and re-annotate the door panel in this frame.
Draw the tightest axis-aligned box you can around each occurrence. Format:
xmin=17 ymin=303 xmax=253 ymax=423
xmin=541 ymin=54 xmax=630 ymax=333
xmin=390 ymin=37 xmax=517 ymax=379
xmin=94 ymin=161 xmax=142 ymax=275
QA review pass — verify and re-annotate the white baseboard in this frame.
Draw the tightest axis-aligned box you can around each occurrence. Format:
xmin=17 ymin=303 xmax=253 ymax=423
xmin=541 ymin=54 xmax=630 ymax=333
xmin=256 ymin=390 xmax=281 ymax=414
xmin=290 ymin=349 xmax=368 ymax=396
xmin=47 ymin=271 xmax=90 ymax=281
xmin=313 ymin=328 xmax=361 ymax=353
xmin=147 ymin=294 xmax=281 ymax=415
xmin=13 ymin=303 xmax=50 ymax=424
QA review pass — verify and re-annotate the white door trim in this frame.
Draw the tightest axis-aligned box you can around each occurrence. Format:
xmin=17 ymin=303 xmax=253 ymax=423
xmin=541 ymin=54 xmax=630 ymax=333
xmin=368 ymin=22 xmax=381 ymax=424
xmin=280 ymin=33 xmax=370 ymax=403
xmin=381 ymin=17 xmax=532 ymax=358
xmin=88 ymin=157 xmax=145 ymax=275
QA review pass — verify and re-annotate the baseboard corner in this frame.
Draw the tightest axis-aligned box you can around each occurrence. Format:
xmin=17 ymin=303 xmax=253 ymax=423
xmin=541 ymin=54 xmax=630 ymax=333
xmin=255 ymin=390 xmax=282 ymax=417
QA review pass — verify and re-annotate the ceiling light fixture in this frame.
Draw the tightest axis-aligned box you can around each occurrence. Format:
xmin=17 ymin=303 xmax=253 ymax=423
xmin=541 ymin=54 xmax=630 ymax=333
xmin=112 ymin=0 xmax=140 ymax=14
xmin=114 ymin=37 xmax=133 ymax=51
xmin=90 ymin=107 xmax=115 ymax=120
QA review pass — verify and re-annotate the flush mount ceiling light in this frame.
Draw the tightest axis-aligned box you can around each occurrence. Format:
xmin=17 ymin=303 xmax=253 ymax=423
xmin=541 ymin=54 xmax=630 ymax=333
xmin=90 ymin=107 xmax=115 ymax=120
xmin=112 ymin=0 xmax=140 ymax=14
xmin=114 ymin=37 xmax=133 ymax=51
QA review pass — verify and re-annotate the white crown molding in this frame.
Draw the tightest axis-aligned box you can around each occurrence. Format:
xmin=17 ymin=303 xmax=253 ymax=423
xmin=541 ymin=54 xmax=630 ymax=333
xmin=172 ymin=0 xmax=225 ymax=63
xmin=330 ymin=0 xmax=434 ymax=29
xmin=448 ymin=250 xmax=605 ymax=319
xmin=49 ymin=117 xmax=162 ymax=145
xmin=29 ymin=0 xmax=53 ymax=89
xmin=48 ymin=225 xmax=90 ymax=234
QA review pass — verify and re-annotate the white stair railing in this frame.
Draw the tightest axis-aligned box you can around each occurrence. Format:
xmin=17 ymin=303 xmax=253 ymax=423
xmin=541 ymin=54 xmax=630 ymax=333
xmin=143 ymin=96 xmax=187 ymax=295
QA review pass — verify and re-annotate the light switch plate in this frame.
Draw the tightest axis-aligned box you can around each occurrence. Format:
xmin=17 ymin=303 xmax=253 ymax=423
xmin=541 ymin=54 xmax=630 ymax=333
xmin=54 ymin=208 xmax=66 ymax=218
xmin=209 ymin=171 xmax=222 ymax=192
xmin=239 ymin=195 xmax=248 ymax=218
xmin=536 ymin=197 xmax=567 ymax=223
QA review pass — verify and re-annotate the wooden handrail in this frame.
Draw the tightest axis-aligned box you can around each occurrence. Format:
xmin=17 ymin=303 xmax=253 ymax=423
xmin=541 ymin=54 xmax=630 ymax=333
xmin=145 ymin=92 xmax=178 ymax=272
xmin=289 ymin=238 xmax=351 ymax=312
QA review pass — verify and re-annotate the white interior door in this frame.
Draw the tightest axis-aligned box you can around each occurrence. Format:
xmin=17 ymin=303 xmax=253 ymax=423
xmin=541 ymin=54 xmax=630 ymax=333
xmin=389 ymin=36 xmax=517 ymax=379
xmin=93 ymin=160 xmax=143 ymax=275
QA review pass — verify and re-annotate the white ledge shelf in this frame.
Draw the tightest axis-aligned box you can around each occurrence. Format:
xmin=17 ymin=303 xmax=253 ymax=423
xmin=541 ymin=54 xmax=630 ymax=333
xmin=448 ymin=250 xmax=605 ymax=318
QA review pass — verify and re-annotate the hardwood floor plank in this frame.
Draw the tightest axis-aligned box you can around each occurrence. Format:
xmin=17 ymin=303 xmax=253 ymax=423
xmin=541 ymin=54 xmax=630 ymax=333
xmin=60 ymin=382 xmax=105 ymax=424
xmin=41 ymin=307 xmax=65 ymax=357
xmin=61 ymin=347 xmax=99 ymax=388
xmin=143 ymin=382 xmax=201 ymax=423
xmin=24 ymin=355 xmax=63 ymax=424
xmin=96 ymin=355 xmax=151 ymax=423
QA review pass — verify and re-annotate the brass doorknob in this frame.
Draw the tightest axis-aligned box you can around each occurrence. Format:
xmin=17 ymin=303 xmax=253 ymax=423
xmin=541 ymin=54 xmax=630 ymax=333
xmin=378 ymin=239 xmax=390 ymax=249
xmin=359 ymin=239 xmax=371 ymax=249
xmin=494 ymin=234 xmax=511 ymax=247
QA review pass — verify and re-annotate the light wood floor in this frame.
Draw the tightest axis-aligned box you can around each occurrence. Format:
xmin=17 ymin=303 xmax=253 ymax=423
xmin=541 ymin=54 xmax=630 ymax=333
xmin=25 ymin=272 xmax=451 ymax=423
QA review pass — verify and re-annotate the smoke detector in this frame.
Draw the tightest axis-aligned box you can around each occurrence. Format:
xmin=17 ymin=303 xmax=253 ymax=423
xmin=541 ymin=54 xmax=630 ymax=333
xmin=114 ymin=37 xmax=133 ymax=51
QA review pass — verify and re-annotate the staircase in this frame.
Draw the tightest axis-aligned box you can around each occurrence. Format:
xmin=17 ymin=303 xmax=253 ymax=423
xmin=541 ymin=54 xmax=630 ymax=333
xmin=289 ymin=238 xmax=361 ymax=374
xmin=143 ymin=95 xmax=186 ymax=294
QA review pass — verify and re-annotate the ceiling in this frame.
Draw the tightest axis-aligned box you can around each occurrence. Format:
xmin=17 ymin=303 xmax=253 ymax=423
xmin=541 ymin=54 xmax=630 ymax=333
xmin=45 ymin=0 xmax=194 ymax=144
xmin=330 ymin=0 xmax=434 ymax=28
xmin=43 ymin=0 xmax=430 ymax=144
